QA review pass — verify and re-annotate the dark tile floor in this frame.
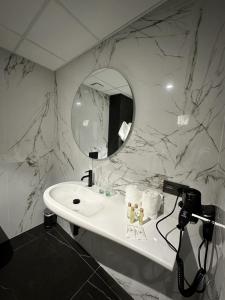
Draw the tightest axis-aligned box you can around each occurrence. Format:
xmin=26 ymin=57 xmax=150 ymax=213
xmin=0 ymin=224 xmax=133 ymax=300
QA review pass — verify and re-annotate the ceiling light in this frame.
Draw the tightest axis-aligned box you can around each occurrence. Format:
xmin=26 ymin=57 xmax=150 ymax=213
xmin=166 ymin=83 xmax=174 ymax=90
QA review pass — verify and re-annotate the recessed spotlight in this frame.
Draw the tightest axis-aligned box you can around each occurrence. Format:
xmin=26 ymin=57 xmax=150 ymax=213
xmin=166 ymin=83 xmax=174 ymax=90
xmin=76 ymin=101 xmax=82 ymax=106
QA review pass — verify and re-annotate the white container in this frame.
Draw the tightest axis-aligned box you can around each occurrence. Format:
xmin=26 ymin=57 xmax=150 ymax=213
xmin=141 ymin=189 xmax=163 ymax=219
xmin=125 ymin=185 xmax=142 ymax=206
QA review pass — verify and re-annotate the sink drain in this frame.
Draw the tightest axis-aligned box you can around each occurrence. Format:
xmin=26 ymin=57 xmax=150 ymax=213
xmin=73 ymin=199 xmax=80 ymax=204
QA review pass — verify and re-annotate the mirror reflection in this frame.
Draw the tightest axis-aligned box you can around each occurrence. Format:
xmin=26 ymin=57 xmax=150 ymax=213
xmin=71 ymin=68 xmax=134 ymax=159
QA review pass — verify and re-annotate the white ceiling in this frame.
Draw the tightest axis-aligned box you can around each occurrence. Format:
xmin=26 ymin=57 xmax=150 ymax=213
xmin=0 ymin=0 xmax=164 ymax=71
xmin=84 ymin=68 xmax=132 ymax=97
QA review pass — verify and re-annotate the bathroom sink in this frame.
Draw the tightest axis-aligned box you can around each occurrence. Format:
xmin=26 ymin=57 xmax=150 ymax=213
xmin=44 ymin=182 xmax=104 ymax=217
xmin=44 ymin=181 xmax=180 ymax=271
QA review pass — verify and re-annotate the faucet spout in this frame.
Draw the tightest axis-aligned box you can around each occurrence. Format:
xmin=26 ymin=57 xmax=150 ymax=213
xmin=81 ymin=170 xmax=93 ymax=187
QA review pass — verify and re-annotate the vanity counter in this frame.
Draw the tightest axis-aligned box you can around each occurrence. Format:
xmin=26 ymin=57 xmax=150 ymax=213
xmin=44 ymin=182 xmax=179 ymax=271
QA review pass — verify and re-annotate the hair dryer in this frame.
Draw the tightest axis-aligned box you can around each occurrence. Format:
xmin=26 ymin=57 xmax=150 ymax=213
xmin=160 ymin=181 xmax=216 ymax=297
xmin=176 ymin=187 xmax=215 ymax=297
xmin=177 ymin=188 xmax=202 ymax=230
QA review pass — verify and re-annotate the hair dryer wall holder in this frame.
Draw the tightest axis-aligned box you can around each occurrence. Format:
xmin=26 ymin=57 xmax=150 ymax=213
xmin=192 ymin=212 xmax=225 ymax=229
xmin=192 ymin=204 xmax=216 ymax=242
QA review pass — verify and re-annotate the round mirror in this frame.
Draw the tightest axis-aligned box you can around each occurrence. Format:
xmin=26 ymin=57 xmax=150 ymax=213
xmin=71 ymin=68 xmax=134 ymax=160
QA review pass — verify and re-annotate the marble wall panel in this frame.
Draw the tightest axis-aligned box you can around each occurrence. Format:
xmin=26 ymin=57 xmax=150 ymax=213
xmin=54 ymin=0 xmax=225 ymax=299
xmin=0 ymin=48 xmax=55 ymax=237
xmin=0 ymin=0 xmax=224 ymax=298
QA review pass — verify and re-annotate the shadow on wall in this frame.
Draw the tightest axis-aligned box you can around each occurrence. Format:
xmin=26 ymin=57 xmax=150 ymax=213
xmin=74 ymin=228 xmax=200 ymax=300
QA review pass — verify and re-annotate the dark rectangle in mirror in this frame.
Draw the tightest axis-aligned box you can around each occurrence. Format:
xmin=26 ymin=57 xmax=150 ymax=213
xmin=108 ymin=94 xmax=133 ymax=156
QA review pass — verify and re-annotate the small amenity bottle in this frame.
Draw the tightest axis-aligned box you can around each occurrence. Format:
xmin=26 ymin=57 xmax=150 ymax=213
xmin=130 ymin=206 xmax=135 ymax=223
xmin=139 ymin=208 xmax=144 ymax=225
xmin=127 ymin=202 xmax=131 ymax=218
xmin=134 ymin=203 xmax=139 ymax=221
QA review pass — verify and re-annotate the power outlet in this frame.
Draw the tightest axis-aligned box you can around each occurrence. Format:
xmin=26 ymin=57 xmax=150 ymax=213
xmin=163 ymin=180 xmax=189 ymax=196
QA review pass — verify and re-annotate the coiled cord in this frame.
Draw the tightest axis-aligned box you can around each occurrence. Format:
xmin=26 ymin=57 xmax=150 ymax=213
xmin=176 ymin=253 xmax=206 ymax=297
xmin=156 ymin=193 xmax=208 ymax=297
xmin=176 ymin=230 xmax=206 ymax=297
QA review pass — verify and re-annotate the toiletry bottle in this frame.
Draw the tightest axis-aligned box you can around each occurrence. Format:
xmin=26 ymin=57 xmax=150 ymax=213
xmin=134 ymin=203 xmax=139 ymax=221
xmin=130 ymin=207 xmax=135 ymax=224
xmin=127 ymin=202 xmax=131 ymax=218
xmin=139 ymin=208 xmax=144 ymax=225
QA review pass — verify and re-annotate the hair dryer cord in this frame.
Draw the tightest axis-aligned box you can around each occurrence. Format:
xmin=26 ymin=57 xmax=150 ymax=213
xmin=176 ymin=230 xmax=207 ymax=297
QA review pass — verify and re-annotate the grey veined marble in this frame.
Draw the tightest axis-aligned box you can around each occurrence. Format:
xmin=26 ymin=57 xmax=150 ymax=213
xmin=55 ymin=0 xmax=225 ymax=299
xmin=0 ymin=49 xmax=55 ymax=237
xmin=0 ymin=0 xmax=225 ymax=299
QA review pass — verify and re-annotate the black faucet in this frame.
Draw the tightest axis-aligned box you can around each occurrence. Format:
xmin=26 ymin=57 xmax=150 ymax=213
xmin=81 ymin=170 xmax=93 ymax=187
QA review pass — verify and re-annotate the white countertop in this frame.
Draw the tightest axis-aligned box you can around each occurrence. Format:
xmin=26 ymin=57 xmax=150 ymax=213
xmin=44 ymin=182 xmax=180 ymax=271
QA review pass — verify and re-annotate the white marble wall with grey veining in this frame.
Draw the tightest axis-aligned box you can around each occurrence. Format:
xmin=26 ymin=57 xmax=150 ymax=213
xmin=0 ymin=47 xmax=55 ymax=238
xmin=0 ymin=0 xmax=223 ymax=298
xmin=220 ymin=122 xmax=225 ymax=299
xmin=54 ymin=0 xmax=225 ymax=299
xmin=212 ymin=113 xmax=225 ymax=300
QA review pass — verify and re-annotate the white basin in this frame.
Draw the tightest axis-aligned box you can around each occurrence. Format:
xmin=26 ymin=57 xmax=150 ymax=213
xmin=44 ymin=181 xmax=180 ymax=271
xmin=44 ymin=182 xmax=104 ymax=217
